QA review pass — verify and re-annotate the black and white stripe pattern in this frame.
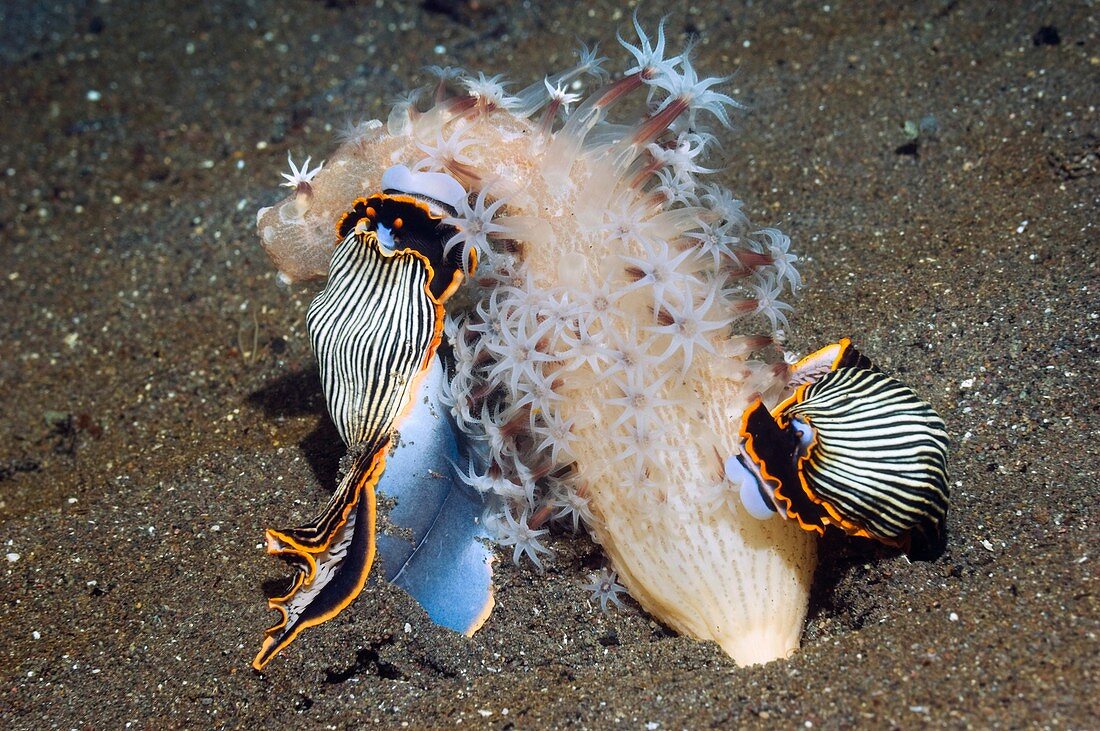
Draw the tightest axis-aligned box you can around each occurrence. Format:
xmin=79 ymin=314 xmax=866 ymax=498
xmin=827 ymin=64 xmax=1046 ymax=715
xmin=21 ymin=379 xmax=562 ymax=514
xmin=308 ymin=230 xmax=440 ymax=451
xmin=783 ymin=367 xmax=949 ymax=551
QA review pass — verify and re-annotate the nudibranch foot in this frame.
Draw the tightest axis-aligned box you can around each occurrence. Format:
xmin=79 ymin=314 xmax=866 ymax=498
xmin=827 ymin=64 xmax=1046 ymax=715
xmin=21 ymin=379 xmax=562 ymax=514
xmin=373 ymin=355 xmax=495 ymax=636
xmin=736 ymin=339 xmax=950 ymax=560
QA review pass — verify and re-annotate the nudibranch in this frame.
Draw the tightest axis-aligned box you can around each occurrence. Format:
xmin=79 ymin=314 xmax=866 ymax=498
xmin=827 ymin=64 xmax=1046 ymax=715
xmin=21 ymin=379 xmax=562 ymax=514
xmin=253 ymin=15 xmax=949 ymax=669
xmin=727 ymin=339 xmax=950 ymax=560
xmin=253 ymin=166 xmax=493 ymax=670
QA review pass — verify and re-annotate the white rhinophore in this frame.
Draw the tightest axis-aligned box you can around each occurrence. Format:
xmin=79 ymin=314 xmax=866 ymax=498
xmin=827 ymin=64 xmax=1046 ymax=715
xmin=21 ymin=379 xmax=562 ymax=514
xmin=381 ymin=164 xmax=467 ymax=208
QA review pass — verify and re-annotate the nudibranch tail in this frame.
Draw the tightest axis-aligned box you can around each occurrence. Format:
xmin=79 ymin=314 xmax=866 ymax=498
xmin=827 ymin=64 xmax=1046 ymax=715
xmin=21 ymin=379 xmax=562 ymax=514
xmin=737 ymin=340 xmax=950 ymax=559
xmin=253 ymin=448 xmax=383 ymax=671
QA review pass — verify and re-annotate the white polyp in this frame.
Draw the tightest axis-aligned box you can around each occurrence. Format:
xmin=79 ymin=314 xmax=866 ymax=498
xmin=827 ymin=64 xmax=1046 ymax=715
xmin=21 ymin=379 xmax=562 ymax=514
xmin=381 ymin=164 xmax=467 ymax=208
xmin=725 ymin=455 xmax=776 ymax=521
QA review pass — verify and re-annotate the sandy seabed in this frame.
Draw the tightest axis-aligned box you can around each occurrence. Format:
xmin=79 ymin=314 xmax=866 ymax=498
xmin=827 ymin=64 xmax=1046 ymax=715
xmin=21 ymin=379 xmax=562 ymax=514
xmin=1 ymin=1 xmax=1096 ymax=728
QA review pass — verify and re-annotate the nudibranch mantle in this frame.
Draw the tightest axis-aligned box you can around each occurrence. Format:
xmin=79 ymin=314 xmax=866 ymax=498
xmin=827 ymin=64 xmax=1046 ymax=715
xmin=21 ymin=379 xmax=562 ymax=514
xmin=732 ymin=339 xmax=950 ymax=560
xmin=254 ymin=16 xmax=948 ymax=670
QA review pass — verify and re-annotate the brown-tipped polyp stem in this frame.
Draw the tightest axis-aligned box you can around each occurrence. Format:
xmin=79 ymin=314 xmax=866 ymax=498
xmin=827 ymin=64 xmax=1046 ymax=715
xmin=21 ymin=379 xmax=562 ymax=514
xmin=594 ymin=71 xmax=645 ymax=109
xmin=538 ymin=99 xmax=563 ymax=137
xmin=729 ymin=298 xmax=758 ymax=316
xmin=631 ymin=96 xmax=689 ymax=148
xmin=528 ymin=502 xmax=554 ymax=530
xmin=442 ymin=95 xmax=479 ymax=118
xmin=445 ymin=159 xmax=484 ymax=189
xmin=736 ymin=250 xmax=775 ymax=269
xmin=628 ymin=153 xmax=662 ymax=191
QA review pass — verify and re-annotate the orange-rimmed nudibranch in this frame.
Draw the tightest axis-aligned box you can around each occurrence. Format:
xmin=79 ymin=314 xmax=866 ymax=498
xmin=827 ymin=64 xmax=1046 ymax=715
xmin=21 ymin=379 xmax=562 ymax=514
xmin=726 ymin=339 xmax=950 ymax=560
xmin=253 ymin=166 xmax=493 ymax=671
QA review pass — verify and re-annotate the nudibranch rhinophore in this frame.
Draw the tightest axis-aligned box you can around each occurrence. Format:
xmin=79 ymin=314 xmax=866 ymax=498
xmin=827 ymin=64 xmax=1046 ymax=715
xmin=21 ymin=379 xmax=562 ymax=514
xmin=727 ymin=339 xmax=950 ymax=560
xmin=253 ymin=15 xmax=949 ymax=669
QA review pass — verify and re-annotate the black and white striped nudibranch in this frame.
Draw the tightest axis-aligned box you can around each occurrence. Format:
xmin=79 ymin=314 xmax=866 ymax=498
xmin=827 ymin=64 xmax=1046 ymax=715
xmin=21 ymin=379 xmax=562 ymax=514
xmin=253 ymin=166 xmax=478 ymax=671
xmin=310 ymin=165 xmax=471 ymax=449
xmin=726 ymin=339 xmax=950 ymax=560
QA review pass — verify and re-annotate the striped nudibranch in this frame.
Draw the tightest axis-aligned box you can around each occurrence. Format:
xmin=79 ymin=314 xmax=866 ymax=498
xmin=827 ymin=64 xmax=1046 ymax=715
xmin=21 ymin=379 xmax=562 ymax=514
xmin=726 ymin=339 xmax=950 ymax=560
xmin=253 ymin=166 xmax=473 ymax=670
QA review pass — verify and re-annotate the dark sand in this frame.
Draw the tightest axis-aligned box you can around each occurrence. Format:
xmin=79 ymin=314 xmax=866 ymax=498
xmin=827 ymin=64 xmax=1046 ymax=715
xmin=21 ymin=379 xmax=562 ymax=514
xmin=1 ymin=1 xmax=1096 ymax=728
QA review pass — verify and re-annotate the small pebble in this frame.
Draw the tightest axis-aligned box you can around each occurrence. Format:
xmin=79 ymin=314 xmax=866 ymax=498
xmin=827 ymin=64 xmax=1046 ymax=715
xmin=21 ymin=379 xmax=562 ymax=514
xmin=6 ymin=552 xmax=19 ymax=562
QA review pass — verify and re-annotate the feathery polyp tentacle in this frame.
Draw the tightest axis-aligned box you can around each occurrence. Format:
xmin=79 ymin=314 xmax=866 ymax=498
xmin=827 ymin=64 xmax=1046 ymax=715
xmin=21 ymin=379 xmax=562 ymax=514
xmin=540 ymin=72 xmax=648 ymax=189
xmin=575 ymin=96 xmax=693 ymax=223
xmin=513 ymin=44 xmax=607 ymax=118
